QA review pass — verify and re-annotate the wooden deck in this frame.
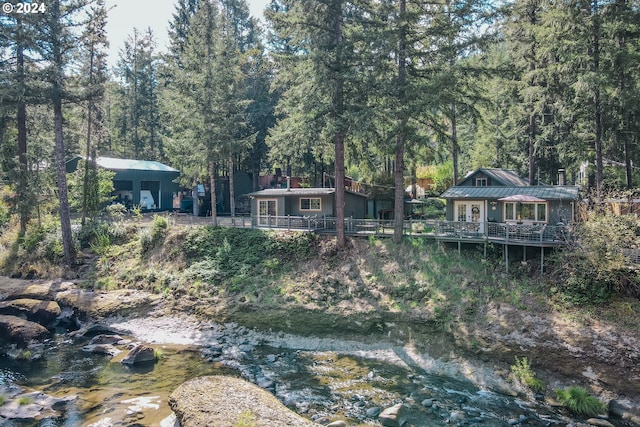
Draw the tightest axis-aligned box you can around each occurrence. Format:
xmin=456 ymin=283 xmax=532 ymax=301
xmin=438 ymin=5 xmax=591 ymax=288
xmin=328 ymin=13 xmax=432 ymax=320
xmin=185 ymin=215 xmax=572 ymax=248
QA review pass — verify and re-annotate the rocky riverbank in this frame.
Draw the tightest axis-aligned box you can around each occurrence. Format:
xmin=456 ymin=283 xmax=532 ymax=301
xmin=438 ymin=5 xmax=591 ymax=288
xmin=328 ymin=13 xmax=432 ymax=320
xmin=1 ymin=276 xmax=640 ymax=426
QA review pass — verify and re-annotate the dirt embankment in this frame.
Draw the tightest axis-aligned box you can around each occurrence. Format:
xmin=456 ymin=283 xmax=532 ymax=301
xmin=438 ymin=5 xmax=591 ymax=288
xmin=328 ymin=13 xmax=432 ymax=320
xmin=2 ymin=233 xmax=640 ymax=412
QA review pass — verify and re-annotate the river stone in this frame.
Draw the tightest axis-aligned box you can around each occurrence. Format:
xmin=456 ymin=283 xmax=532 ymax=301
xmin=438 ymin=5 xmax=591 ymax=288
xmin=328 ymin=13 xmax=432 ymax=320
xmin=0 ymin=298 xmax=61 ymax=326
xmin=366 ymin=406 xmax=382 ymax=417
xmin=609 ymin=400 xmax=640 ymax=424
xmin=378 ymin=403 xmax=407 ymax=427
xmin=168 ymin=376 xmax=316 ymax=427
xmin=326 ymin=421 xmax=347 ymax=427
xmin=121 ymin=344 xmax=156 ymax=365
xmin=89 ymin=334 xmax=124 ymax=345
xmin=0 ymin=391 xmax=76 ymax=421
xmin=587 ymin=418 xmax=615 ymax=427
xmin=82 ymin=344 xmax=122 ymax=357
xmin=0 ymin=315 xmax=50 ymax=347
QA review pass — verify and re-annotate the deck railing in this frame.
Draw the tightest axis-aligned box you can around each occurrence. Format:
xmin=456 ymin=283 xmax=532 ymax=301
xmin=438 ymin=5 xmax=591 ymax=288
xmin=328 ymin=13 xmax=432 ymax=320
xmin=435 ymin=221 xmax=572 ymax=245
xmin=174 ymin=214 xmax=572 ymax=245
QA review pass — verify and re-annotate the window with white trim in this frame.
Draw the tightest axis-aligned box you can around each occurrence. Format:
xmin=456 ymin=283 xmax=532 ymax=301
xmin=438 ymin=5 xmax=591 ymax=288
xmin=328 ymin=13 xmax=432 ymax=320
xmin=504 ymin=202 xmax=547 ymax=222
xmin=300 ymin=197 xmax=321 ymax=211
xmin=476 ymin=178 xmax=488 ymax=186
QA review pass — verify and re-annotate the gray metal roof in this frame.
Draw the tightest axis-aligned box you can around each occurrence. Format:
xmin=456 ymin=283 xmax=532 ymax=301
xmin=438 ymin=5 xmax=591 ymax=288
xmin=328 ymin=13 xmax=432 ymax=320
xmin=441 ymin=186 xmax=580 ymax=200
xmin=97 ymin=156 xmax=179 ymax=172
xmin=460 ymin=168 xmax=529 ymax=186
xmin=248 ymin=188 xmax=367 ymax=198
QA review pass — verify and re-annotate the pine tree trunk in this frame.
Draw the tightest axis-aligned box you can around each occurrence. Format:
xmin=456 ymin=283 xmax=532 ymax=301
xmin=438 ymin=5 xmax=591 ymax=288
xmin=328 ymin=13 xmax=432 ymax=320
xmin=592 ymin=0 xmax=603 ymax=198
xmin=16 ymin=17 xmax=28 ymax=233
xmin=209 ymin=160 xmax=218 ymax=226
xmin=228 ymin=158 xmax=235 ymax=217
xmin=332 ymin=1 xmax=346 ymax=249
xmin=393 ymin=0 xmax=407 ymax=243
xmin=528 ymin=106 xmax=536 ymax=185
xmin=451 ymin=100 xmax=458 ymax=186
xmin=335 ymin=132 xmax=346 ymax=248
xmin=81 ymin=43 xmax=95 ymax=226
xmin=51 ymin=0 xmax=76 ymax=267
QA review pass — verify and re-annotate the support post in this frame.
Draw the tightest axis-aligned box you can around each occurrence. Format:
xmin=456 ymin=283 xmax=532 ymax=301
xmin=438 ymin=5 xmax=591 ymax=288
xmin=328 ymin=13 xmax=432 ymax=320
xmin=505 ymin=244 xmax=509 ymax=273
xmin=540 ymin=247 xmax=544 ymax=273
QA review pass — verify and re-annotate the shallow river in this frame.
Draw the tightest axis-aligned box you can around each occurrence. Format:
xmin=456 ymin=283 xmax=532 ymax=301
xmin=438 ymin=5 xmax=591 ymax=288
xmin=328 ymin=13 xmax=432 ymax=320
xmin=0 ymin=316 xmax=622 ymax=426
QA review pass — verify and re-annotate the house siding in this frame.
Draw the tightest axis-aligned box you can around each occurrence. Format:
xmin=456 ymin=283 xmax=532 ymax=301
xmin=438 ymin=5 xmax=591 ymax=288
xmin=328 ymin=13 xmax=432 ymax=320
xmin=447 ymin=198 xmax=574 ymax=224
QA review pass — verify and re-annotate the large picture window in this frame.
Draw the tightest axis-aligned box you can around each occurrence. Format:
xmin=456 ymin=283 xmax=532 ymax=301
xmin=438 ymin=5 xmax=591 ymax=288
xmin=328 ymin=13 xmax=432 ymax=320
xmin=300 ymin=197 xmax=321 ymax=211
xmin=504 ymin=202 xmax=547 ymax=222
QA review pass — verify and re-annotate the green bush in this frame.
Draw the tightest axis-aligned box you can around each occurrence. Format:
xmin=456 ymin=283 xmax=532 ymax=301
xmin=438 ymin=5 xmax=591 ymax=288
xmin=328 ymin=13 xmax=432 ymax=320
xmin=151 ymin=215 xmax=168 ymax=241
xmin=511 ymin=356 xmax=545 ymax=392
xmin=549 ymin=210 xmax=640 ymax=302
xmin=555 ymin=386 xmax=606 ymax=416
xmin=105 ymin=203 xmax=127 ymax=221
xmin=183 ymin=227 xmax=316 ymax=291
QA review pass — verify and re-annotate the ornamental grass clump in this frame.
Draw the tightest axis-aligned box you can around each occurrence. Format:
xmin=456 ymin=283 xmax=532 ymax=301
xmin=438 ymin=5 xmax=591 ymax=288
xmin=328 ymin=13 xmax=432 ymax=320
xmin=555 ymin=386 xmax=607 ymax=416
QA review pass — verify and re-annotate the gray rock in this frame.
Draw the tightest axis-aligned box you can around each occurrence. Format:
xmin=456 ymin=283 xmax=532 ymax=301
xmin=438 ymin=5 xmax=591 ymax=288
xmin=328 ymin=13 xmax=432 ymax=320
xmin=82 ymin=344 xmax=122 ymax=357
xmin=366 ymin=406 xmax=382 ymax=417
xmin=256 ymin=377 xmax=274 ymax=390
xmin=327 ymin=421 xmax=347 ymax=427
xmin=89 ymin=334 xmax=123 ymax=345
xmin=311 ymin=415 xmax=330 ymax=424
xmin=379 ymin=403 xmax=407 ymax=427
xmin=421 ymin=398 xmax=434 ymax=407
xmin=169 ymin=376 xmax=316 ymax=427
xmin=265 ymin=354 xmax=277 ymax=363
xmin=0 ymin=391 xmax=76 ymax=422
xmin=121 ymin=344 xmax=156 ymax=365
xmin=609 ymin=400 xmax=640 ymax=425
xmin=587 ymin=418 xmax=615 ymax=427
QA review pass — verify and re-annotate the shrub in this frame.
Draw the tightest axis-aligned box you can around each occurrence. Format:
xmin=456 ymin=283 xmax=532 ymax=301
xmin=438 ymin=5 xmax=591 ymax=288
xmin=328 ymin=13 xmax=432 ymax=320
xmin=511 ymin=356 xmax=545 ymax=392
xmin=549 ymin=210 xmax=640 ymax=302
xmin=555 ymin=386 xmax=606 ymax=416
xmin=151 ymin=215 xmax=168 ymax=241
xmin=182 ymin=227 xmax=317 ymax=292
xmin=105 ymin=203 xmax=127 ymax=221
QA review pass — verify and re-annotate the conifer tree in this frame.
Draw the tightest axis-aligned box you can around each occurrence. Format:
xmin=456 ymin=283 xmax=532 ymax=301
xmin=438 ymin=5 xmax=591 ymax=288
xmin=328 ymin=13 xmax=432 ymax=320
xmin=79 ymin=0 xmax=109 ymax=224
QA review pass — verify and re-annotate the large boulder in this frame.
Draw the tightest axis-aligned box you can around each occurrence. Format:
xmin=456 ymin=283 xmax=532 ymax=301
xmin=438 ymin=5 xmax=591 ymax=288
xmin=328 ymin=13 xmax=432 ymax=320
xmin=0 ymin=298 xmax=61 ymax=326
xmin=0 ymin=315 xmax=50 ymax=347
xmin=121 ymin=344 xmax=156 ymax=365
xmin=55 ymin=288 xmax=162 ymax=320
xmin=0 ymin=391 xmax=76 ymax=422
xmin=0 ymin=279 xmax=75 ymax=301
xmin=168 ymin=376 xmax=316 ymax=427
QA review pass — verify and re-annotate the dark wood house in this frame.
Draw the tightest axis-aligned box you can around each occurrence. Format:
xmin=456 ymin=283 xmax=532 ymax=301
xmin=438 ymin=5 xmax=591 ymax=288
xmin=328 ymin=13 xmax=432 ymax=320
xmin=248 ymin=187 xmax=368 ymax=225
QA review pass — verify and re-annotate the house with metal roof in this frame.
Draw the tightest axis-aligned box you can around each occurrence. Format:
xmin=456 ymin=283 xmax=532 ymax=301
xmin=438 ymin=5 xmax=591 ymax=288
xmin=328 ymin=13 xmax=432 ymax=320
xmin=66 ymin=156 xmax=180 ymax=211
xmin=247 ymin=187 xmax=368 ymax=226
xmin=441 ymin=168 xmax=579 ymax=233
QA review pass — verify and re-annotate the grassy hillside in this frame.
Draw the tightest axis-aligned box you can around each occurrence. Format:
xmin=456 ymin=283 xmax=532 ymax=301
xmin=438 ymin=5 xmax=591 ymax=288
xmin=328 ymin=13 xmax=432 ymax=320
xmin=1 ymin=214 xmax=639 ymax=334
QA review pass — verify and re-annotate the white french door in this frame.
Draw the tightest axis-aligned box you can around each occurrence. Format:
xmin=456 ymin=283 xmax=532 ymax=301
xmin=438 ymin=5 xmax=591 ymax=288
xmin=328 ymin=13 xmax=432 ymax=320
xmin=258 ymin=199 xmax=277 ymax=225
xmin=454 ymin=201 xmax=485 ymax=232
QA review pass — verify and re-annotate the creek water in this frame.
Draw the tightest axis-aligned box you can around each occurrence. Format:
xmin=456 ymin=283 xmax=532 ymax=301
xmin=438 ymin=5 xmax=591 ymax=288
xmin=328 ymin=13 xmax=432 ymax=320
xmin=0 ymin=317 xmax=620 ymax=427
